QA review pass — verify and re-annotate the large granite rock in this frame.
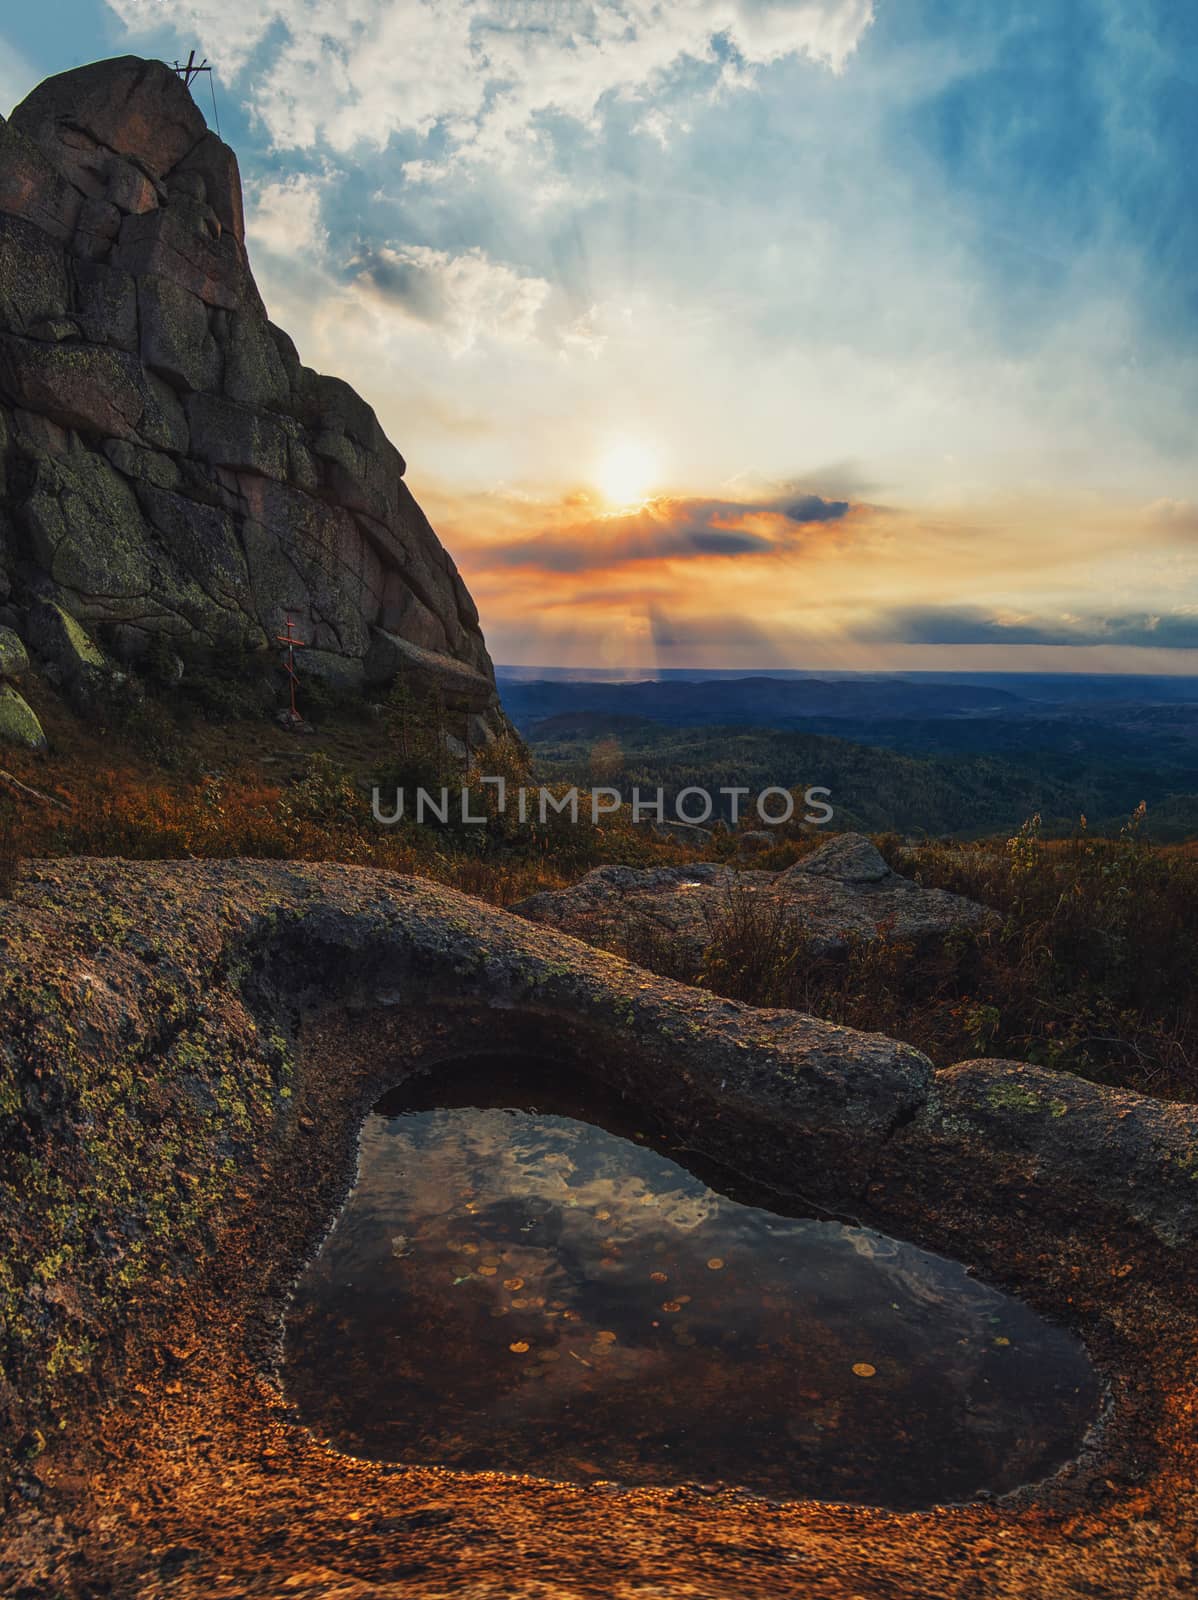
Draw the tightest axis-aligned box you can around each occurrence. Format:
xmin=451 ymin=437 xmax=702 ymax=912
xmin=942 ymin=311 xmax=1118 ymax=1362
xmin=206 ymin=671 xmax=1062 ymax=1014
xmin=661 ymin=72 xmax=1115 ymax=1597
xmin=512 ymin=831 xmax=999 ymax=966
xmin=0 ymin=58 xmax=506 ymax=738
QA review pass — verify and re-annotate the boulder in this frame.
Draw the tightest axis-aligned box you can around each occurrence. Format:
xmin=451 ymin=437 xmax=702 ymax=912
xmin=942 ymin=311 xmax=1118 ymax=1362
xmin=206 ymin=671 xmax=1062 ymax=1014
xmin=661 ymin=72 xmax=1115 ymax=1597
xmin=185 ymin=392 xmax=289 ymax=478
xmin=0 ymin=56 xmax=510 ymax=746
xmin=112 ymin=201 xmax=252 ymax=312
xmin=20 ymin=448 xmax=154 ymax=600
xmin=0 ymin=335 xmax=144 ymax=437
xmin=102 ymin=438 xmax=181 ymax=491
xmin=72 ymin=195 xmax=123 ymax=259
xmin=0 ymin=683 xmax=46 ymax=749
xmin=0 ymin=114 xmax=84 ymax=244
xmin=136 ymin=368 xmax=190 ymax=453
xmin=0 ymin=625 xmax=29 ymax=679
xmin=512 ymin=832 xmax=999 ymax=968
xmin=220 ymin=309 xmax=289 ymax=410
xmin=9 ymin=57 xmax=205 ymax=183
xmin=138 ymin=273 xmax=221 ymax=392
xmin=169 ymin=130 xmax=245 ymax=244
xmin=24 ymin=598 xmax=118 ymax=706
xmin=782 ymin=831 xmax=891 ymax=882
xmin=363 ymin=628 xmax=498 ymax=711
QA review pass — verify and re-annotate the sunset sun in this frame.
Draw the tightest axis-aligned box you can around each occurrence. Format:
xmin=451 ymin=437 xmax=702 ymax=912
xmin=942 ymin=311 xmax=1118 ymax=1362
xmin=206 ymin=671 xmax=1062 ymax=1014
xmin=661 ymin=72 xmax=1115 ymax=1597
xmin=596 ymin=438 xmax=660 ymax=507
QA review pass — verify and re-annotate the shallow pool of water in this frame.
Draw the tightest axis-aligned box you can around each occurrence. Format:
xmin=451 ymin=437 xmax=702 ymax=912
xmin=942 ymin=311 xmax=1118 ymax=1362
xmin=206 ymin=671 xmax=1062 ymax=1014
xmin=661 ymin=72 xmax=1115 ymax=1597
xmin=283 ymin=1082 xmax=1099 ymax=1507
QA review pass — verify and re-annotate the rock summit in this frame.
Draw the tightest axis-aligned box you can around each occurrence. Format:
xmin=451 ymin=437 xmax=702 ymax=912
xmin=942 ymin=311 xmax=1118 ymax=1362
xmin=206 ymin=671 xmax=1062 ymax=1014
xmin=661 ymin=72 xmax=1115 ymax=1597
xmin=0 ymin=57 xmax=506 ymax=743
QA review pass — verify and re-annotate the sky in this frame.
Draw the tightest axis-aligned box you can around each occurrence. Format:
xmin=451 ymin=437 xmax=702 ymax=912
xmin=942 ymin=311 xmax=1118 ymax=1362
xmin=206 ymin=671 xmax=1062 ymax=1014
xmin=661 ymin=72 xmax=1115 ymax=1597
xmin=4 ymin=1 xmax=1198 ymax=672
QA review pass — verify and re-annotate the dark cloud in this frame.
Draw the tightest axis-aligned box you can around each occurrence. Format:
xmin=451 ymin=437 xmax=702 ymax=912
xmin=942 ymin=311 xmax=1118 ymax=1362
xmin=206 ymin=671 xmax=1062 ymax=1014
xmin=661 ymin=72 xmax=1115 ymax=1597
xmin=687 ymin=528 xmax=773 ymax=555
xmin=346 ymin=247 xmax=445 ymax=323
xmin=1095 ymin=615 xmax=1198 ymax=649
xmin=479 ymin=491 xmax=853 ymax=573
xmin=781 ymin=493 xmax=850 ymax=523
xmin=872 ymin=607 xmax=1198 ymax=649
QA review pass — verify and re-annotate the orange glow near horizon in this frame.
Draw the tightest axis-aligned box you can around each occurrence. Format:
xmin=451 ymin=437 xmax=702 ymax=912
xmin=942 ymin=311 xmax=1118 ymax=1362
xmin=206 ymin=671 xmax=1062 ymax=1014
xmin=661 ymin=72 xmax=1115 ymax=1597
xmin=412 ymin=475 xmax=1198 ymax=675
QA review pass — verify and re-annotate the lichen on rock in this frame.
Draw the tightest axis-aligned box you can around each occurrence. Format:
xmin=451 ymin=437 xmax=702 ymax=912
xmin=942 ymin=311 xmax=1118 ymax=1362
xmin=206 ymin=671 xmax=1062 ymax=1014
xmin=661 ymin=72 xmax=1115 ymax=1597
xmin=0 ymin=683 xmax=45 ymax=749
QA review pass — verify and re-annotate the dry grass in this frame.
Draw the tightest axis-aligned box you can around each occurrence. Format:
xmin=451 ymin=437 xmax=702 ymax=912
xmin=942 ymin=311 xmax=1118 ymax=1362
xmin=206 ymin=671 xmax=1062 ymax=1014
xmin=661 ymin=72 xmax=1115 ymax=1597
xmin=2 ymin=686 xmax=1194 ymax=1100
xmin=618 ymin=812 xmax=1198 ymax=1101
xmin=0 ymin=736 xmax=698 ymax=908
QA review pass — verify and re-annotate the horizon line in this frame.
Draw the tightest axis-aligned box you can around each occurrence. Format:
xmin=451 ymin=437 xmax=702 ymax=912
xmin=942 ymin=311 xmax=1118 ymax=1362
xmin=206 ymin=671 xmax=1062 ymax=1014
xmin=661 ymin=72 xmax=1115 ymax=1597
xmin=494 ymin=664 xmax=1198 ymax=680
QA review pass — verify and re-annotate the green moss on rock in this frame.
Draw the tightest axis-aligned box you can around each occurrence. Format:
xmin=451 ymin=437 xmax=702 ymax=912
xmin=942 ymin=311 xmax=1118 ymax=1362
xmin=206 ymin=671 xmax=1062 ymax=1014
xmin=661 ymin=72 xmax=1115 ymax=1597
xmin=0 ymin=683 xmax=46 ymax=749
xmin=0 ymin=624 xmax=29 ymax=680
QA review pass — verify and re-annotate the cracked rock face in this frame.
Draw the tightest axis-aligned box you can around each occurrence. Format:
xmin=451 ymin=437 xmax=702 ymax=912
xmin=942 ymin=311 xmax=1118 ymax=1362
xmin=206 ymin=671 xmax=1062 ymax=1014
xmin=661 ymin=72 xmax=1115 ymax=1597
xmin=512 ymin=832 xmax=1000 ymax=964
xmin=0 ymin=56 xmax=505 ymax=736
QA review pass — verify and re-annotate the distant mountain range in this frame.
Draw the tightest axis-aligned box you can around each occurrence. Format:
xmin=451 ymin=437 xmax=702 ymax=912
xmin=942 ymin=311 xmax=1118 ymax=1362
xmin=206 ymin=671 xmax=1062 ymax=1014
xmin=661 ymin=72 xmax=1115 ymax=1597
xmin=499 ymin=675 xmax=1024 ymax=728
xmin=502 ymin=672 xmax=1198 ymax=839
xmin=497 ymin=670 xmax=1198 ymax=730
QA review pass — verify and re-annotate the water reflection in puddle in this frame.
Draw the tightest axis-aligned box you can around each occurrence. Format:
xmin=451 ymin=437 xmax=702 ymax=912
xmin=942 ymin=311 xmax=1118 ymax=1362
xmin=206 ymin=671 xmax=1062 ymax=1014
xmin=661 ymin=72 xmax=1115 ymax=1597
xmin=284 ymin=1087 xmax=1099 ymax=1507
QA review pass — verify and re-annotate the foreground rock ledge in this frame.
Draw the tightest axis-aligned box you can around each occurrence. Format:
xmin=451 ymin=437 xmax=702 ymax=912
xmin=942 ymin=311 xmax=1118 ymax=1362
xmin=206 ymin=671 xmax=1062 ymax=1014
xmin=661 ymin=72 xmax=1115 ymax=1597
xmin=0 ymin=858 xmax=1195 ymax=1599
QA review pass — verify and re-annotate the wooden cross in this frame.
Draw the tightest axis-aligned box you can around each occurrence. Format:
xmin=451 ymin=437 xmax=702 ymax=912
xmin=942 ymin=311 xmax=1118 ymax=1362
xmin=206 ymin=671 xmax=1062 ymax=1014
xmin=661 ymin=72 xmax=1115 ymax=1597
xmin=276 ymin=613 xmax=309 ymax=722
xmin=172 ymin=51 xmax=211 ymax=89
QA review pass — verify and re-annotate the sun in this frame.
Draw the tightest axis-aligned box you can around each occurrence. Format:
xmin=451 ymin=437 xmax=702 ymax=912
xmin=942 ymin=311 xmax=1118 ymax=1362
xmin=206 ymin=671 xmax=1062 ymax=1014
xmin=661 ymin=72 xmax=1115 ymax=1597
xmin=595 ymin=438 xmax=660 ymax=507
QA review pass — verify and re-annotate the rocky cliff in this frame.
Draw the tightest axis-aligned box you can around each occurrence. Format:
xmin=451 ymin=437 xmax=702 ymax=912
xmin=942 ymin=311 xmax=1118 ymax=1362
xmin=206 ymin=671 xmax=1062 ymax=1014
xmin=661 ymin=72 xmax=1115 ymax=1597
xmin=0 ymin=56 xmax=506 ymax=747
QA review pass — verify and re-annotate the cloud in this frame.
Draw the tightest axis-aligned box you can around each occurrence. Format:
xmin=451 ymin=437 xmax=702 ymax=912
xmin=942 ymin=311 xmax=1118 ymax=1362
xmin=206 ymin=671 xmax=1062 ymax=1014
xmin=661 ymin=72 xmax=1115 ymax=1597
xmin=242 ymin=191 xmax=554 ymax=354
xmin=559 ymin=306 xmax=609 ymax=359
xmin=872 ymin=606 xmax=1198 ymax=650
xmin=475 ymin=490 xmax=854 ymax=572
xmin=1143 ymin=499 xmax=1198 ymax=537
xmin=782 ymin=492 xmax=851 ymax=523
xmin=347 ymin=244 xmax=550 ymax=351
xmin=106 ymin=0 xmax=875 ymax=165
xmin=245 ymin=173 xmax=330 ymax=256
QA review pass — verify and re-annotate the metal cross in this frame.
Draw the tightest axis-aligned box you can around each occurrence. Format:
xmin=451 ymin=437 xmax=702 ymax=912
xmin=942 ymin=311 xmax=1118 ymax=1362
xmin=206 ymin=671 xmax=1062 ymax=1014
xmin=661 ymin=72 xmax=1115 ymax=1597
xmin=172 ymin=51 xmax=212 ymax=88
xmin=276 ymin=613 xmax=309 ymax=722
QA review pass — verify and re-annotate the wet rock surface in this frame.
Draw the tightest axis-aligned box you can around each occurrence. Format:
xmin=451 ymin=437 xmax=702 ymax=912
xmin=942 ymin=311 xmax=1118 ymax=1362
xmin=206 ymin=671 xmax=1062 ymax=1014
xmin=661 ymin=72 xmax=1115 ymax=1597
xmin=0 ymin=58 xmax=505 ymax=734
xmin=513 ymin=832 xmax=999 ymax=964
xmin=0 ymin=857 xmax=1195 ymax=1597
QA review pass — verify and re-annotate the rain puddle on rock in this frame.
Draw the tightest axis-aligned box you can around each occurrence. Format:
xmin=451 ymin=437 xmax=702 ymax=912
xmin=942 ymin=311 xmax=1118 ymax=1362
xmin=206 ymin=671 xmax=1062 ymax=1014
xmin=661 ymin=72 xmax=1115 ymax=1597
xmin=283 ymin=1071 xmax=1100 ymax=1508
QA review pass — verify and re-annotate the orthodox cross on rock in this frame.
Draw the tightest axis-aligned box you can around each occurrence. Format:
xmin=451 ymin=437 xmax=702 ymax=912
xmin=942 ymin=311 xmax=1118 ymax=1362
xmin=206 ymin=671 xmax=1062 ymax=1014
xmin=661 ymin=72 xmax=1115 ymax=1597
xmin=276 ymin=612 xmax=308 ymax=724
xmin=172 ymin=50 xmax=221 ymax=135
xmin=172 ymin=50 xmax=211 ymax=88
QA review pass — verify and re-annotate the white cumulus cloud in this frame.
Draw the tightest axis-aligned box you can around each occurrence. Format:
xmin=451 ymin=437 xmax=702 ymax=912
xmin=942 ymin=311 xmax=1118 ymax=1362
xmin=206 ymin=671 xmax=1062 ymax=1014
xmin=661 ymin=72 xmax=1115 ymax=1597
xmin=350 ymin=242 xmax=552 ymax=352
xmin=245 ymin=172 xmax=330 ymax=256
xmin=105 ymin=0 xmax=875 ymax=163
